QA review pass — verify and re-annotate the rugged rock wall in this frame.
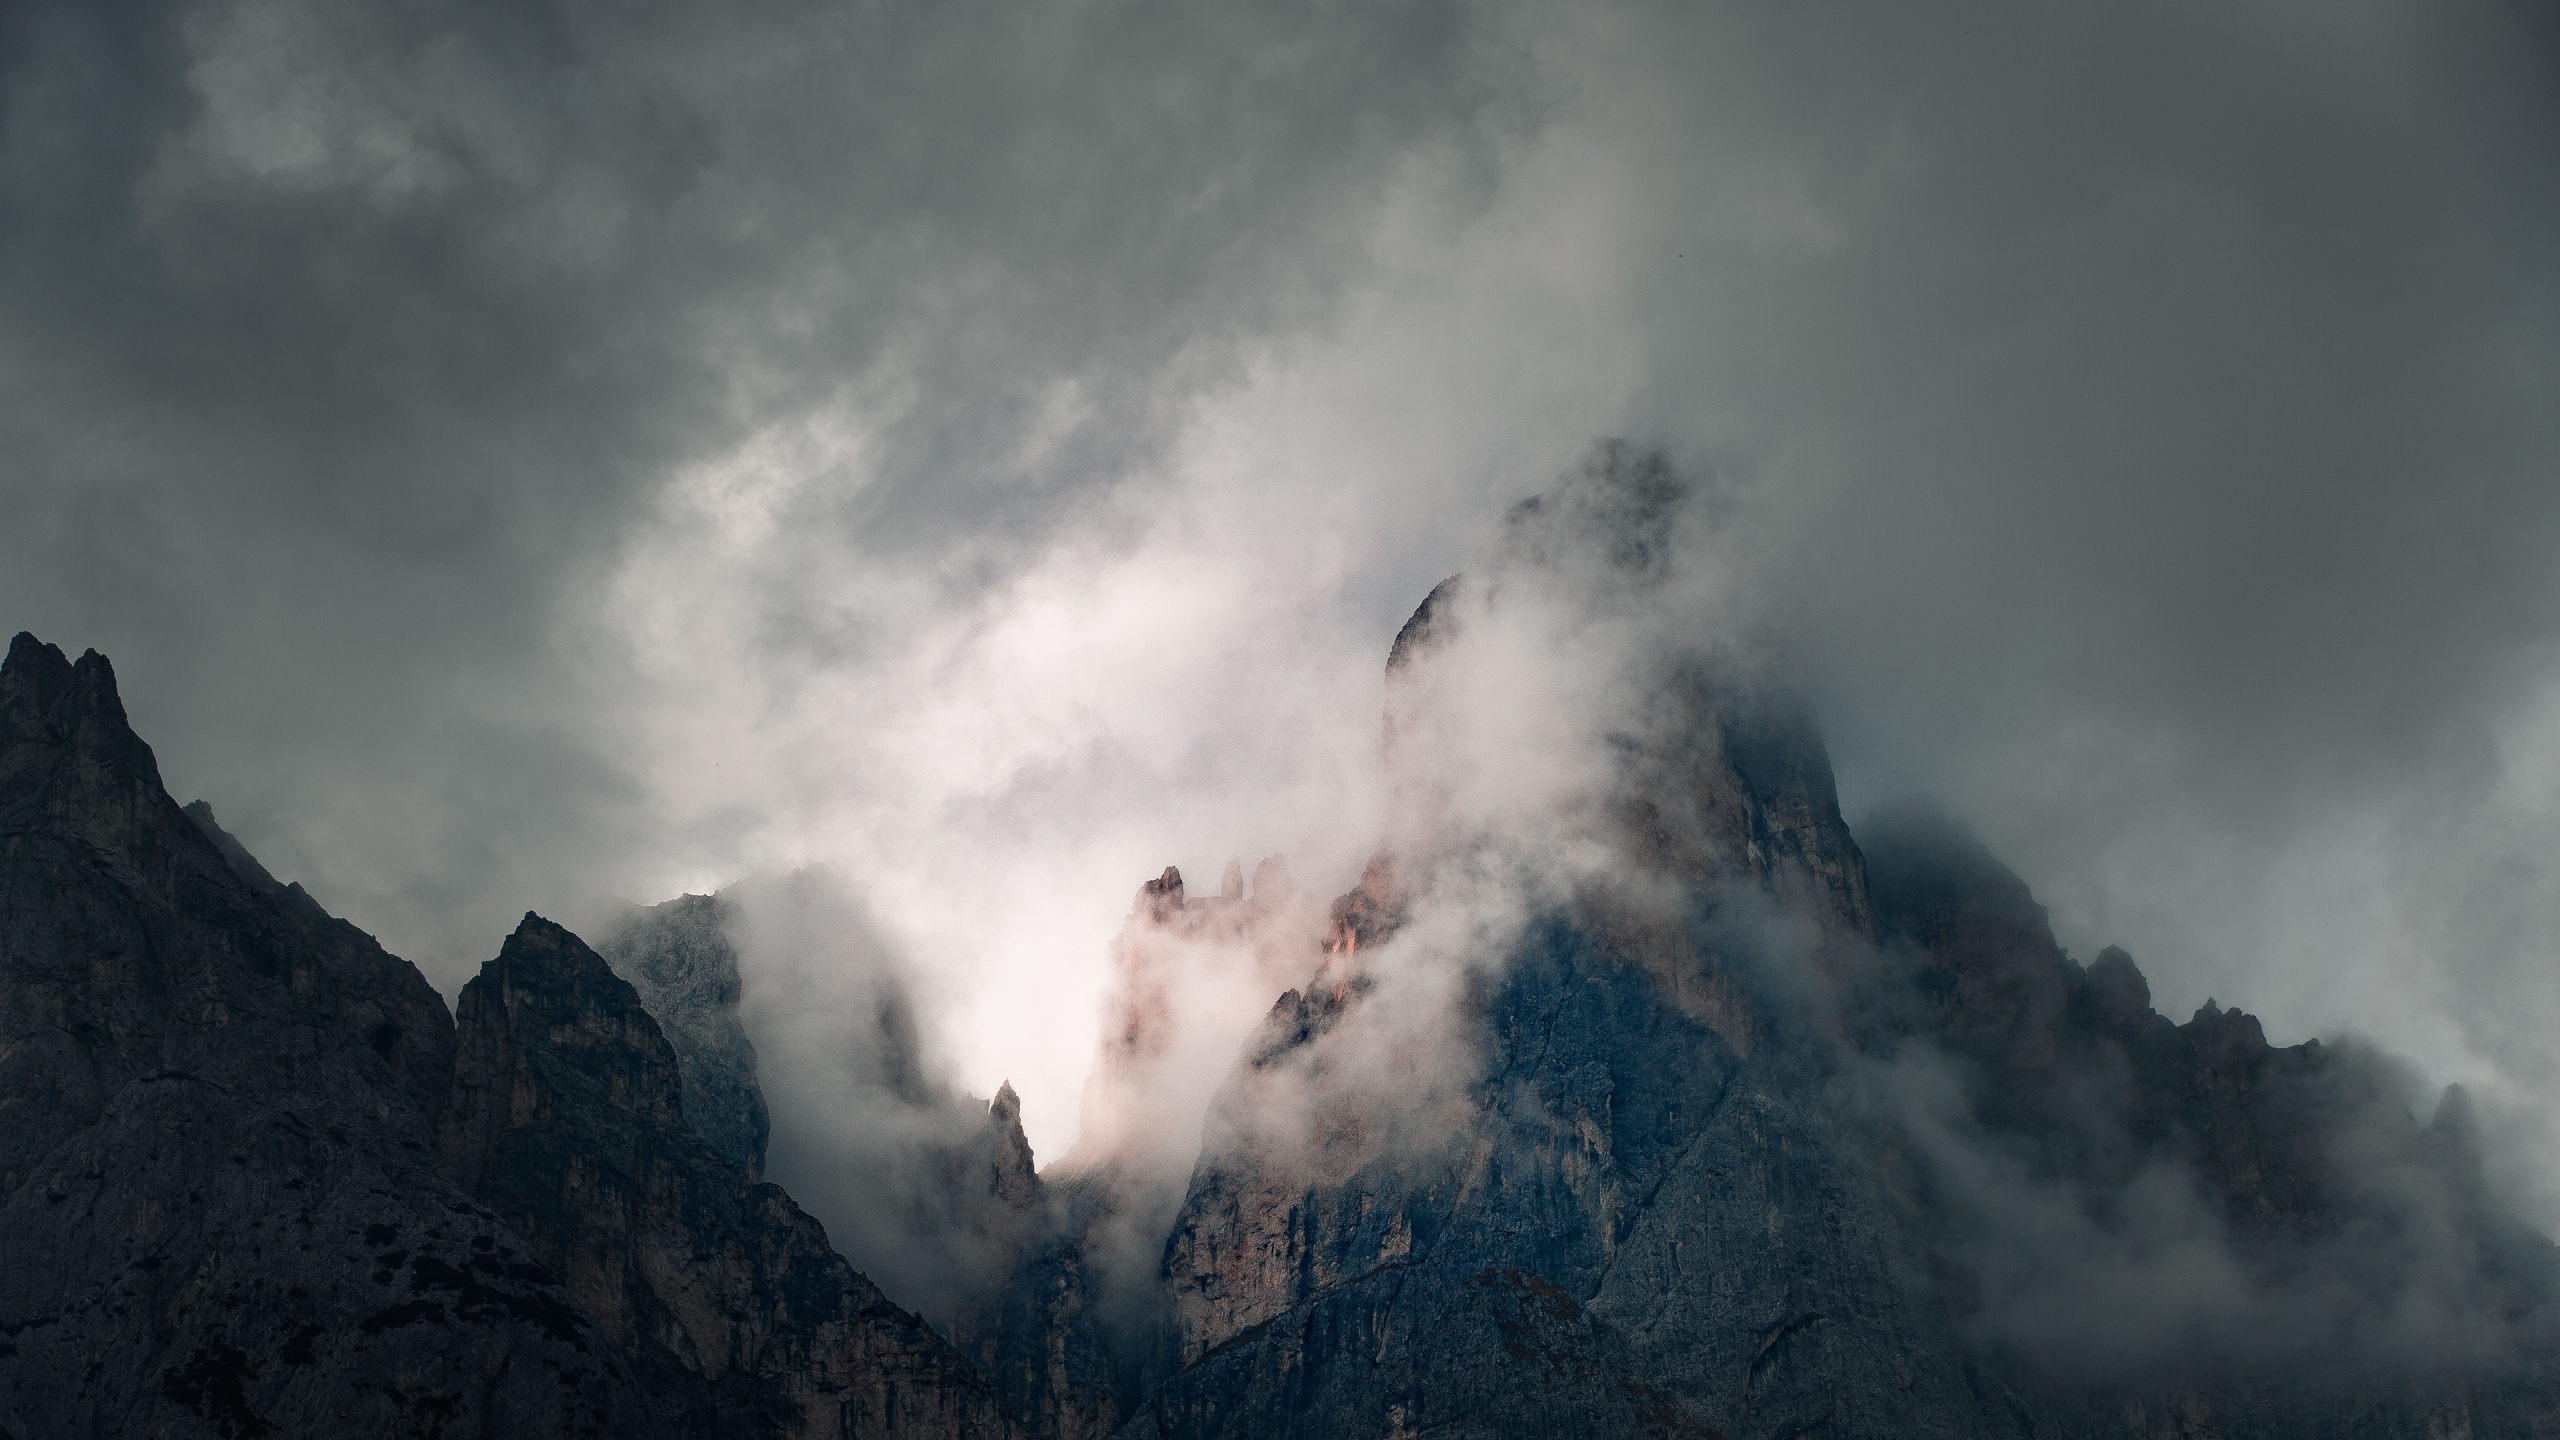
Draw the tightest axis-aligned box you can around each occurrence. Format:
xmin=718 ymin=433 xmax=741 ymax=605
xmin=11 ymin=440 xmax=2559 ymax=1440
xmin=1856 ymin=805 xmax=2560 ymax=1438
xmin=182 ymin=799 xmax=460 ymax=1131
xmin=1097 ymin=445 xmax=2560 ymax=1437
xmin=963 ymin=860 xmax=1319 ymax=1440
xmin=599 ymin=891 xmax=774 ymax=1177
xmin=0 ymin=633 xmax=671 ymax=1438
xmin=1131 ymin=715 xmax=1983 ymax=1439
xmin=1112 ymin=704 xmax=2560 ymax=1438
xmin=443 ymin=913 xmax=1010 ymax=1438
xmin=0 ymin=631 xmax=1007 ymax=1439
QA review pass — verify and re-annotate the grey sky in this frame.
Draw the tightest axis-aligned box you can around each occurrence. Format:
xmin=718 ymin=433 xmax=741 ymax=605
xmin=4 ymin=0 xmax=2554 ymax=1171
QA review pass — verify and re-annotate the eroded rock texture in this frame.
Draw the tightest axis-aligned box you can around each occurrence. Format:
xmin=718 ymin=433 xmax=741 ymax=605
xmin=1856 ymin=804 xmax=2560 ymax=1436
xmin=1100 ymin=446 xmax=2560 ymax=1438
xmin=12 ymin=438 xmax=2560 ymax=1440
xmin=599 ymin=892 xmax=774 ymax=1177
xmin=0 ymin=633 xmax=669 ymax=1438
xmin=959 ymin=859 xmax=1322 ymax=1440
xmin=443 ymin=913 xmax=1009 ymax=1438
xmin=0 ymin=631 xmax=1006 ymax=1439
xmin=1134 ymin=684 xmax=1975 ymax=1439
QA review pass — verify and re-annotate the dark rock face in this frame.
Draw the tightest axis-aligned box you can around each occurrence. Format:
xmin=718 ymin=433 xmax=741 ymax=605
xmin=1099 ymin=446 xmax=2560 ymax=1438
xmin=1120 ymin=735 xmax=2556 ymax=1437
xmin=1856 ymin=804 xmax=2560 ymax=1435
xmin=0 ymin=632 xmax=1006 ymax=1438
xmin=599 ymin=891 xmax=775 ymax=1177
xmin=443 ymin=913 xmax=1011 ymax=1438
xmin=690 ymin=866 xmax=1050 ymax=1336
xmin=963 ymin=859 xmax=1323 ymax=1440
xmin=13 ymin=439 xmax=2560 ymax=1440
xmin=0 ymin=633 xmax=670 ymax=1438
xmin=966 ymin=1163 xmax=1167 ymax=1440
xmin=183 ymin=798 xmax=460 ymax=1131
xmin=1135 ymin=730 xmax=1980 ymax=1439
xmin=931 ymin=1085 xmax=1046 ymax=1339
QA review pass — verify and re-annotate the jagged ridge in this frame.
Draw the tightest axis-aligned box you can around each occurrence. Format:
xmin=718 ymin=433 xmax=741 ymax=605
xmin=0 ymin=631 xmax=1007 ymax=1440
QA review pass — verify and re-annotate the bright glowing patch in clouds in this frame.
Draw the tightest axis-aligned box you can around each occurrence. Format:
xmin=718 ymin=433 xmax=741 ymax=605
xmin=2 ymin=0 xmax=2554 ymax=1194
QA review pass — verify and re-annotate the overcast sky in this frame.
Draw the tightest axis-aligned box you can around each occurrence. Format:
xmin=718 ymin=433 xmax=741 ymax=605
xmin=4 ymin=0 xmax=2555 ymax=1178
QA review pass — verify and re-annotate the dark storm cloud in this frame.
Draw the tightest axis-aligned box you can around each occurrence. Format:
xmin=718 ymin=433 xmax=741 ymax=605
xmin=1496 ymin=1 xmax=2560 ymax=1147
xmin=0 ymin=0 xmax=1521 ymax=980
xmin=1470 ymin=3 xmax=2557 ymax=1235
xmin=1609 ymin=1 xmax=2560 ymax=811
xmin=2 ymin=0 xmax=2555 ymax=1184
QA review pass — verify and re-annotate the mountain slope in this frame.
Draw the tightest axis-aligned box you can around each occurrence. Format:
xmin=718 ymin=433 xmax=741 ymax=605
xmin=10 ymin=439 xmax=2556 ymax=1439
xmin=0 ymin=633 xmax=668 ymax=1438
xmin=1101 ymin=446 xmax=2560 ymax=1438
xmin=0 ymin=632 xmax=1005 ymax=1439
xmin=1131 ymin=721 xmax=1981 ymax=1438
xmin=444 ymin=913 xmax=1008 ymax=1437
xmin=598 ymin=892 xmax=774 ymax=1178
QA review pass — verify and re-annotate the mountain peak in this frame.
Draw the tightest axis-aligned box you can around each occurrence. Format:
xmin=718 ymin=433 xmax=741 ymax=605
xmin=5 ymin=632 xmax=142 ymax=768
xmin=2 ymin=632 xmax=129 ymax=730
xmin=442 ymin=913 xmax=687 ymax=1195
xmin=3 ymin=629 xmax=69 ymax=684
xmin=2 ymin=633 xmax=226 ymax=915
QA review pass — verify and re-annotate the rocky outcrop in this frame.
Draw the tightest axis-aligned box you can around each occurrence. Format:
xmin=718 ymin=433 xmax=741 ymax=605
xmin=963 ymin=1165 xmax=1166 ymax=1440
xmin=13 ymin=438 xmax=2560 ymax=1440
xmin=0 ymin=631 xmax=1007 ymax=1438
xmin=1138 ymin=718 xmax=1977 ymax=1438
xmin=1107 ymin=445 xmax=2560 ymax=1437
xmin=0 ymin=633 xmax=670 ymax=1438
xmin=963 ymin=857 xmax=1324 ymax=1440
xmin=442 ymin=912 xmax=1010 ymax=1438
xmin=182 ymin=798 xmax=459 ymax=1131
xmin=930 ymin=1084 xmax=1049 ymax=1368
xmin=1856 ymin=804 xmax=2560 ymax=1436
xmin=599 ymin=891 xmax=774 ymax=1177
xmin=1378 ymin=449 xmax=1869 ymax=954
xmin=1058 ymin=860 xmax=1322 ymax=1180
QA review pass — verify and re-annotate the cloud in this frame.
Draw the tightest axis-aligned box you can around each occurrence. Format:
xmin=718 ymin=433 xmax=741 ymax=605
xmin=3 ymin=0 xmax=2555 ymax=1182
xmin=1850 ymin=1034 xmax=2536 ymax=1380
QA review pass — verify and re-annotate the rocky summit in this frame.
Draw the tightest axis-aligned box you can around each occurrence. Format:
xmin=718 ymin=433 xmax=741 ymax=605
xmin=3 ymin=452 xmax=2556 ymax=1439
xmin=0 ymin=632 xmax=999 ymax=1439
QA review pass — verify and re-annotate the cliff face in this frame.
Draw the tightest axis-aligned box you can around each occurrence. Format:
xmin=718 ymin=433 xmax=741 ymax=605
xmin=599 ymin=892 xmax=774 ymax=1178
xmin=1133 ymin=708 xmax=1980 ymax=1439
xmin=1099 ymin=445 xmax=2560 ymax=1438
xmin=442 ymin=914 xmax=1009 ymax=1438
xmin=1855 ymin=806 xmax=2560 ymax=1436
xmin=182 ymin=798 xmax=460 ymax=1132
xmin=0 ymin=634 xmax=670 ymax=1438
xmin=960 ymin=860 xmax=1319 ymax=1440
xmin=9 ymin=441 xmax=2557 ymax=1440
xmin=0 ymin=632 xmax=1004 ymax=1439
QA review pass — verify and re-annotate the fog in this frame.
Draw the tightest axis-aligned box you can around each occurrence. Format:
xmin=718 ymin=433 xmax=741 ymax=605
xmin=3 ymin=0 xmax=2554 ymax=1208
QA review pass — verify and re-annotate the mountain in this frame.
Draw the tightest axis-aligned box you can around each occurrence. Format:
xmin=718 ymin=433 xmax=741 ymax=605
xmin=0 ymin=632 xmax=1003 ymax=1438
xmin=598 ymin=892 xmax=774 ymax=1178
xmin=5 ymin=444 xmax=2554 ymax=1439
xmin=443 ymin=913 xmax=1004 ymax=1437
xmin=962 ymin=859 xmax=1321 ymax=1440
xmin=1096 ymin=445 xmax=2560 ymax=1437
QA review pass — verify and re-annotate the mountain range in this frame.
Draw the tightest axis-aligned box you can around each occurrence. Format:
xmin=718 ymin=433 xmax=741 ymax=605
xmin=4 ymin=446 xmax=2552 ymax=1437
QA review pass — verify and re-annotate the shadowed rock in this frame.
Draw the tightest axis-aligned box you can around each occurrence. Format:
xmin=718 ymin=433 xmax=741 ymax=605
xmin=182 ymin=798 xmax=459 ymax=1131
xmin=444 ymin=911 xmax=1011 ymax=1437
xmin=17 ymin=427 xmax=2560 ymax=1438
xmin=0 ymin=632 xmax=671 ymax=1438
xmin=1857 ymin=802 xmax=2560 ymax=1427
xmin=598 ymin=891 xmax=775 ymax=1177
xmin=1 ymin=630 xmax=1011 ymax=1438
xmin=1104 ymin=447 xmax=2560 ymax=1438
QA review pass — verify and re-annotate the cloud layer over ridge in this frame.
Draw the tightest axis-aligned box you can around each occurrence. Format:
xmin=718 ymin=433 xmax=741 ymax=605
xmin=2 ymin=0 xmax=2554 ymax=1175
